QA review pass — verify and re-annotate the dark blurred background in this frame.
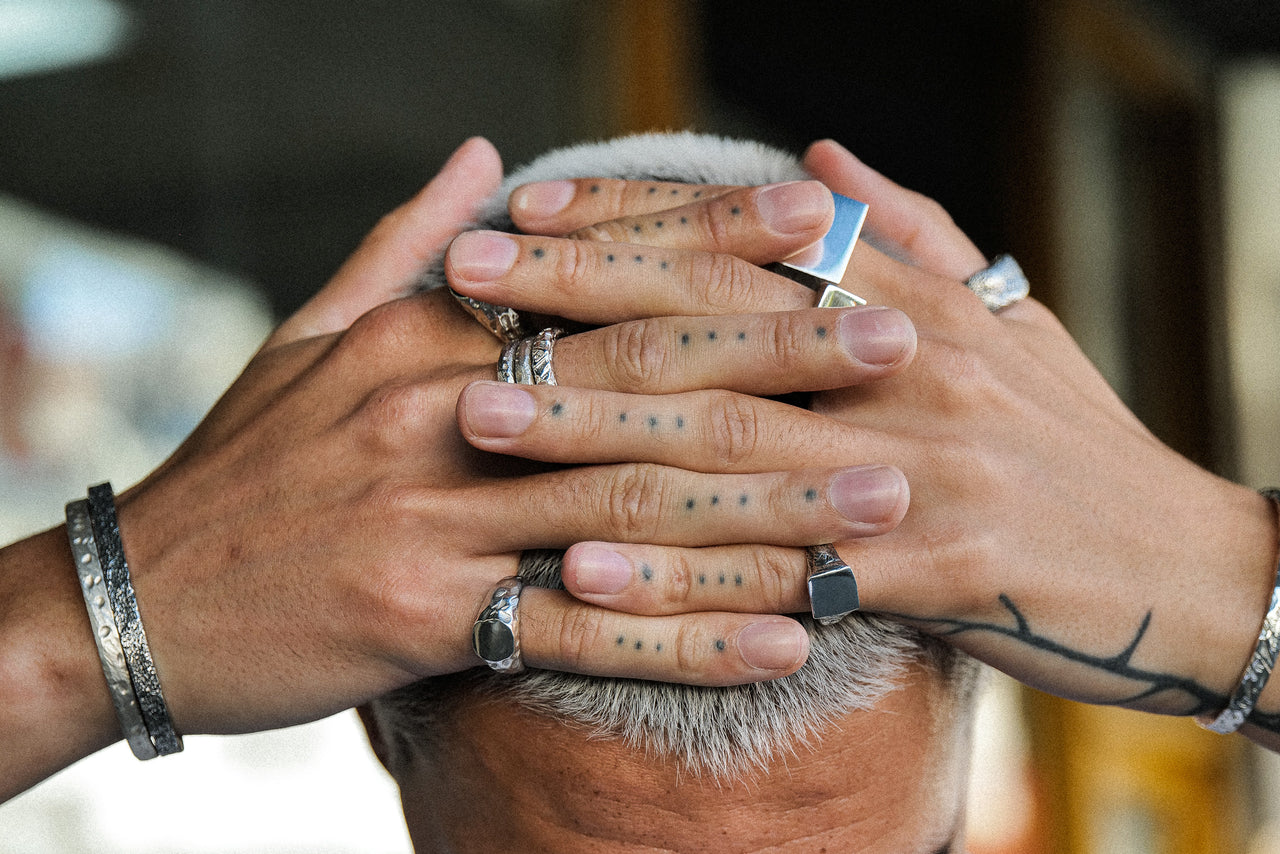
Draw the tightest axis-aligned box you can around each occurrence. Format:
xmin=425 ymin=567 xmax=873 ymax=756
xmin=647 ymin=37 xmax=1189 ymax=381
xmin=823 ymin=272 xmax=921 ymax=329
xmin=3 ymin=1 xmax=1280 ymax=851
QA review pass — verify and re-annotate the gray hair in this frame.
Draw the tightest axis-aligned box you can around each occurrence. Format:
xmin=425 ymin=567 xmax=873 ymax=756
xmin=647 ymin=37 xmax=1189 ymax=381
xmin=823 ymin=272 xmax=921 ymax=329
xmin=370 ymin=133 xmax=977 ymax=781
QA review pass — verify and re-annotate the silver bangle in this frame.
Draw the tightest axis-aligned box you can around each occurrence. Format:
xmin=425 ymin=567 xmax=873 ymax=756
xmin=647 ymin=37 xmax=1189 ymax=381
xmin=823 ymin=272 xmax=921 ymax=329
xmin=66 ymin=499 xmax=158 ymax=760
xmin=85 ymin=483 xmax=184 ymax=756
xmin=1198 ymin=487 xmax=1280 ymax=734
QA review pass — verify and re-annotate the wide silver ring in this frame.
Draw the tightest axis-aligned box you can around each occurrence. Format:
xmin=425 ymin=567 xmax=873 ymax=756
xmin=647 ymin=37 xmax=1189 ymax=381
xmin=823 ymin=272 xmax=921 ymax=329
xmin=451 ymin=289 xmax=526 ymax=343
xmin=964 ymin=254 xmax=1029 ymax=313
xmin=473 ymin=576 xmax=525 ymax=674
xmin=497 ymin=327 xmax=563 ymax=385
xmin=806 ymin=544 xmax=860 ymax=625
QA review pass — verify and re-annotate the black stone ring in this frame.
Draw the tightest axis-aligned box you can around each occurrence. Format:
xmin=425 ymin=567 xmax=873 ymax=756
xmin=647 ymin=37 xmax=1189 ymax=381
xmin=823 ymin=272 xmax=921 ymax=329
xmin=473 ymin=576 xmax=526 ymax=674
xmin=806 ymin=544 xmax=860 ymax=625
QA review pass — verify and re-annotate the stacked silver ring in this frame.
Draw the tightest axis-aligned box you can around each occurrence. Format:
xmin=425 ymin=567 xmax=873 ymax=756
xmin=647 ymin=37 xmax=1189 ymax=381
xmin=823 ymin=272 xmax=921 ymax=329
xmin=498 ymin=327 xmax=563 ymax=385
xmin=964 ymin=254 xmax=1030 ymax=313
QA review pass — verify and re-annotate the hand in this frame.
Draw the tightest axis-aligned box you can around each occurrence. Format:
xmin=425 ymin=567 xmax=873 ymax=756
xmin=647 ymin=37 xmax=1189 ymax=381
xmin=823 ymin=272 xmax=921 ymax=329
xmin=475 ymin=140 xmax=1280 ymax=748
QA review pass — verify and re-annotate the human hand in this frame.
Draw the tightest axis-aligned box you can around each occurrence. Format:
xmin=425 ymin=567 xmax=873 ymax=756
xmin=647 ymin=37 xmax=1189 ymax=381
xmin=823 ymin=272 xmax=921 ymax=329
xmin=486 ymin=140 xmax=1280 ymax=742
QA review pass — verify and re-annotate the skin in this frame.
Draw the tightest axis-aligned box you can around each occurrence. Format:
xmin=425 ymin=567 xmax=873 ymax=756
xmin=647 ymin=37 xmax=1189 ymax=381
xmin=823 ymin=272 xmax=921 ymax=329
xmin=454 ymin=138 xmax=1280 ymax=754
xmin=0 ymin=139 xmax=920 ymax=803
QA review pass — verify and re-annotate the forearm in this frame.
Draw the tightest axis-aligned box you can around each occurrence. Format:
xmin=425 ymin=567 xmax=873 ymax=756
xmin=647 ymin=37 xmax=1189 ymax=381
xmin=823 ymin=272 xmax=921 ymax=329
xmin=0 ymin=524 xmax=118 ymax=801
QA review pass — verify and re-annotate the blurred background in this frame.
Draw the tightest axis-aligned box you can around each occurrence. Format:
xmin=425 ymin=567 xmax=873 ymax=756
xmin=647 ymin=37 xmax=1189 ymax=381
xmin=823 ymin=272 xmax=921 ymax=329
xmin=2 ymin=0 xmax=1279 ymax=851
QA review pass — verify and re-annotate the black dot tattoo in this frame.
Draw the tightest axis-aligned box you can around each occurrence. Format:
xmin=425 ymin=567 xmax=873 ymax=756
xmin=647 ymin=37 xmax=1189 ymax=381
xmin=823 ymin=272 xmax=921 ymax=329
xmin=718 ymin=574 xmax=726 ymax=585
xmin=680 ymin=216 xmax=688 ymax=224
xmin=731 ymin=206 xmax=741 ymax=216
xmin=648 ymin=416 xmax=659 ymax=429
xmin=590 ymin=184 xmax=601 ymax=194
xmin=619 ymin=412 xmax=628 ymax=423
xmin=686 ymin=498 xmax=696 ymax=511
xmin=676 ymin=416 xmax=685 ymax=429
xmin=737 ymin=331 xmax=746 ymax=341
xmin=805 ymin=488 xmax=818 ymax=502
xmin=634 ymin=255 xmax=644 ymax=263
xmin=816 ymin=326 xmax=828 ymax=339
xmin=551 ymin=402 xmax=565 ymax=416
xmin=698 ymin=574 xmax=707 ymax=585
xmin=735 ymin=574 xmax=743 ymax=586
xmin=660 ymin=261 xmax=669 ymax=270
xmin=671 ymin=189 xmax=679 ymax=195
xmin=655 ymin=220 xmax=664 ymax=228
xmin=617 ymin=635 xmax=625 ymax=645
xmin=707 ymin=331 xmax=717 ymax=341
xmin=641 ymin=564 xmax=654 ymax=582
xmin=648 ymin=186 xmax=657 ymax=194
xmin=635 ymin=640 xmax=644 ymax=650
xmin=694 ymin=191 xmax=703 ymax=198
xmin=715 ymin=639 xmax=727 ymax=652
xmin=532 ymin=247 xmax=546 ymax=259
xmin=739 ymin=494 xmax=749 ymax=506
xmin=656 ymin=642 xmax=664 ymax=651
xmin=711 ymin=495 xmax=720 ymax=506
xmin=680 ymin=333 xmax=690 ymax=346
xmin=633 ymin=225 xmax=643 ymax=233
xmin=607 ymin=254 xmax=615 ymax=263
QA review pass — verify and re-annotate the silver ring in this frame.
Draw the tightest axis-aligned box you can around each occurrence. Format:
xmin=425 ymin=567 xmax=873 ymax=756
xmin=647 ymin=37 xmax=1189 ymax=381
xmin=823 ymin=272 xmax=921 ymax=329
xmin=806 ymin=544 xmax=860 ymax=625
xmin=497 ymin=327 xmax=563 ymax=385
xmin=451 ymin=289 xmax=526 ymax=343
xmin=473 ymin=576 xmax=525 ymax=674
xmin=964 ymin=254 xmax=1029 ymax=312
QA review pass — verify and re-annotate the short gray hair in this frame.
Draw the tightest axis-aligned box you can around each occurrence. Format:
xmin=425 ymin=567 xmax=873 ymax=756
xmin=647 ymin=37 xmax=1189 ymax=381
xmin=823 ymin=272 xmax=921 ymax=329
xmin=371 ymin=133 xmax=978 ymax=780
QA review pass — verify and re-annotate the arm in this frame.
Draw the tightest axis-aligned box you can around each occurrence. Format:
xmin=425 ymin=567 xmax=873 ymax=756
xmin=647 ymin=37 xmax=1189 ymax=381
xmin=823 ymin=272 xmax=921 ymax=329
xmin=478 ymin=139 xmax=1280 ymax=753
xmin=0 ymin=143 xmax=916 ymax=800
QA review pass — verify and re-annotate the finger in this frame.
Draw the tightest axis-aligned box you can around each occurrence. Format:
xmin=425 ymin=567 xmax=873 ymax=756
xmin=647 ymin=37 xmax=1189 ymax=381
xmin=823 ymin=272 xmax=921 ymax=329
xmin=458 ymin=382 xmax=874 ymax=474
xmin=801 ymin=139 xmax=987 ymax=281
xmin=552 ymin=305 xmax=914 ymax=393
xmin=445 ymin=230 xmax=816 ymax=324
xmin=561 ymin=542 xmax=811 ymax=616
xmin=509 ymin=177 xmax=738 ymax=235
xmin=564 ymin=181 xmax=834 ymax=265
xmin=266 ymin=137 xmax=503 ymax=350
xmin=466 ymin=462 xmax=908 ymax=552
xmin=519 ymin=588 xmax=809 ymax=685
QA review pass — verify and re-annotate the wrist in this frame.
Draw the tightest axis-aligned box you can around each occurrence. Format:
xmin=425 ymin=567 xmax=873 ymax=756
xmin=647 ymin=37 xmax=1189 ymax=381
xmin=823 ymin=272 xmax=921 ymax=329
xmin=0 ymin=525 xmax=119 ymax=799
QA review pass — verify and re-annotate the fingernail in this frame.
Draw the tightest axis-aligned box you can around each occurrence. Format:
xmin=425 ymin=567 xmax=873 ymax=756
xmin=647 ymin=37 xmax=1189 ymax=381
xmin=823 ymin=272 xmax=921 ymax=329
xmin=462 ymin=382 xmax=536 ymax=437
xmin=511 ymin=181 xmax=576 ymax=219
xmin=449 ymin=231 xmax=518 ymax=282
xmin=829 ymin=465 xmax=904 ymax=524
xmin=738 ymin=620 xmax=807 ymax=671
xmin=572 ymin=544 xmax=632 ymax=594
xmin=838 ymin=307 xmax=915 ymax=366
xmin=755 ymin=181 xmax=833 ymax=235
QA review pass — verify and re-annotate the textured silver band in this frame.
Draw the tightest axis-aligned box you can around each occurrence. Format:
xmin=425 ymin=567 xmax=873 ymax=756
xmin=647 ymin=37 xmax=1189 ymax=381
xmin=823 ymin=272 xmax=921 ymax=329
xmin=528 ymin=327 xmax=563 ymax=386
xmin=806 ymin=543 xmax=860 ymax=626
xmin=86 ymin=483 xmax=183 ymax=756
xmin=66 ymin=499 xmax=158 ymax=760
xmin=473 ymin=576 xmax=525 ymax=674
xmin=450 ymin=290 xmax=526 ymax=343
xmin=497 ymin=328 xmax=564 ymax=385
xmin=1200 ymin=488 xmax=1280 ymax=734
xmin=963 ymin=254 xmax=1030 ymax=313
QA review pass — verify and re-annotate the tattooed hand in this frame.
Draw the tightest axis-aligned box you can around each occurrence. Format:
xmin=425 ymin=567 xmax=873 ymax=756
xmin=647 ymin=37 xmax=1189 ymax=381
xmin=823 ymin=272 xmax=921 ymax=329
xmin=463 ymin=138 xmax=1280 ymax=753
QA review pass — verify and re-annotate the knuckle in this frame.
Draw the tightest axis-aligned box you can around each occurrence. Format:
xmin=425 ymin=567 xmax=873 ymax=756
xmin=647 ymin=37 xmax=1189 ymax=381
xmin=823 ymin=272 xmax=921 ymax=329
xmin=697 ymin=253 xmax=755 ymax=312
xmin=696 ymin=200 xmax=736 ymax=252
xmin=706 ymin=391 xmax=761 ymax=468
xmin=553 ymin=239 xmax=598 ymax=291
xmin=767 ymin=311 xmax=811 ymax=370
xmin=603 ymin=463 xmax=668 ymax=540
xmin=359 ymin=382 xmax=435 ymax=450
xmin=340 ymin=299 xmax=421 ymax=357
xmin=754 ymin=548 xmax=799 ymax=609
xmin=554 ymin=605 xmax=610 ymax=668
xmin=661 ymin=552 xmax=699 ymax=609
xmin=602 ymin=319 xmax=670 ymax=392
xmin=571 ymin=222 xmax=627 ymax=244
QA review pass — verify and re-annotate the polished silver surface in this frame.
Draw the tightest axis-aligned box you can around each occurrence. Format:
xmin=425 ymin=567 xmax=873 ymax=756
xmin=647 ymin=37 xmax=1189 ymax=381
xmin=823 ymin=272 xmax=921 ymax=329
xmin=529 ymin=327 xmax=563 ymax=385
xmin=776 ymin=192 xmax=868 ymax=287
xmin=806 ymin=544 xmax=860 ymax=625
xmin=473 ymin=576 xmax=526 ymax=674
xmin=963 ymin=254 xmax=1030 ymax=313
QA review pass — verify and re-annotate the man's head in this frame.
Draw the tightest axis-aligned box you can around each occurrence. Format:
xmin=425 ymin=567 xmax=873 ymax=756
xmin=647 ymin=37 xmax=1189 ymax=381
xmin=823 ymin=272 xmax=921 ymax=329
xmin=366 ymin=133 xmax=980 ymax=788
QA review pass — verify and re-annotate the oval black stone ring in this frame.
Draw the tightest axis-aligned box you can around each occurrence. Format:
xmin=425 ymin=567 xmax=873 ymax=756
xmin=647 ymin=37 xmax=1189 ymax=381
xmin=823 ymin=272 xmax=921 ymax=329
xmin=472 ymin=576 xmax=526 ymax=674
